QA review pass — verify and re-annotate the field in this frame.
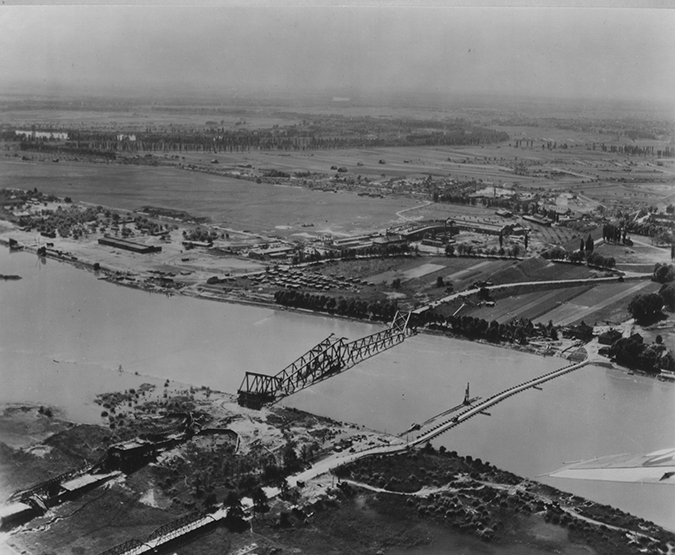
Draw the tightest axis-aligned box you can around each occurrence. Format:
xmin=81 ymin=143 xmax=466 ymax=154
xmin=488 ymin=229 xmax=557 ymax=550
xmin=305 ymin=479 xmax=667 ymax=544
xmin=533 ymin=280 xmax=660 ymax=326
xmin=0 ymin=157 xmax=418 ymax=238
xmin=595 ymin=237 xmax=673 ymax=267
xmin=2 ymin=103 xmax=673 ymax=349
xmin=471 ymin=284 xmax=593 ymax=324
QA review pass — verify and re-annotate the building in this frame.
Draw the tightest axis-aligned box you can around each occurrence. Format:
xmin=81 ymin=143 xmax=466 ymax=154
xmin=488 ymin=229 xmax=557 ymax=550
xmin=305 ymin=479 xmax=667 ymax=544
xmin=182 ymin=240 xmax=213 ymax=249
xmin=15 ymin=130 xmax=69 ymax=140
xmin=249 ymin=245 xmax=295 ymax=260
xmin=0 ymin=501 xmax=39 ymax=531
xmin=523 ymin=214 xmax=552 ymax=227
xmin=372 ymin=234 xmax=406 ymax=247
xmin=598 ymin=329 xmax=622 ymax=345
xmin=563 ymin=321 xmax=594 ymax=341
xmin=98 ymin=236 xmax=162 ymax=254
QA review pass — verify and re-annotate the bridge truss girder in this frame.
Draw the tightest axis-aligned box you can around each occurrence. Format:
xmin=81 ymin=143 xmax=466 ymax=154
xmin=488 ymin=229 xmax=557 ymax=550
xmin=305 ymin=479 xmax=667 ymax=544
xmin=276 ymin=335 xmax=347 ymax=396
xmin=237 ymin=372 xmax=283 ymax=409
xmin=98 ymin=539 xmax=144 ymax=555
xmin=237 ymin=311 xmax=415 ymax=409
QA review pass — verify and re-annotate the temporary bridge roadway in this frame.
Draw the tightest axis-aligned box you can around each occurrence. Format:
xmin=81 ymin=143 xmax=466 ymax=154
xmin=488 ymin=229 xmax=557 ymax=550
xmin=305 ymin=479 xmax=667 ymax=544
xmin=237 ymin=310 xmax=416 ymax=409
xmin=95 ymin=355 xmax=590 ymax=555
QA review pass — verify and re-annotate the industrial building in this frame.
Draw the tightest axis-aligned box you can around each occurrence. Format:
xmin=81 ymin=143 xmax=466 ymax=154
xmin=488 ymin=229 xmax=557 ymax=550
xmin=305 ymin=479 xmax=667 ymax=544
xmin=98 ymin=236 xmax=162 ymax=254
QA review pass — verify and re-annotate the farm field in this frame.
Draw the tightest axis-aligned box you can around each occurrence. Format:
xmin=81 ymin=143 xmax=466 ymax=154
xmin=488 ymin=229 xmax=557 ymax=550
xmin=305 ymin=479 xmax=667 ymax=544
xmin=470 ymin=284 xmax=593 ymax=324
xmin=533 ymin=279 xmax=660 ymax=326
xmin=366 ymin=257 xmax=514 ymax=290
xmin=475 ymin=258 xmax=595 ymax=286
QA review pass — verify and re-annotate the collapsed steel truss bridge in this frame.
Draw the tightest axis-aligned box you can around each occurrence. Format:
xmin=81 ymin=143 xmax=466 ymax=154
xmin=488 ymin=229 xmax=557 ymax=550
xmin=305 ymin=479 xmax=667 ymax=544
xmin=237 ymin=311 xmax=415 ymax=409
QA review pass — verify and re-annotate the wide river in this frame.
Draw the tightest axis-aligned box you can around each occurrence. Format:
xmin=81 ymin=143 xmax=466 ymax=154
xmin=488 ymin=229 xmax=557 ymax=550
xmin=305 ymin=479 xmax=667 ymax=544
xmin=1 ymin=248 xmax=674 ymax=532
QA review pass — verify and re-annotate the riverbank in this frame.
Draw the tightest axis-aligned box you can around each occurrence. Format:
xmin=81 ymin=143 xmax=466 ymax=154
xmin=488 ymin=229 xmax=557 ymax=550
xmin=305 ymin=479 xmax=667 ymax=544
xmin=3 ymin=392 xmax=674 ymax=555
xmin=2 ymin=224 xmax=674 ymax=534
xmin=0 ymin=229 xmax=589 ymax=366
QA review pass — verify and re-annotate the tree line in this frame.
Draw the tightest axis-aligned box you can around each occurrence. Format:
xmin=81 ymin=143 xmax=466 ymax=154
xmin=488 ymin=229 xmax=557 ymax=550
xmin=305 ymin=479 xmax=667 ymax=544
xmin=417 ymin=311 xmax=558 ymax=344
xmin=274 ymin=289 xmax=399 ymax=322
xmin=542 ymin=244 xmax=616 ymax=269
xmin=12 ymin=118 xmax=510 ymax=156
xmin=291 ymin=242 xmax=412 ymax=265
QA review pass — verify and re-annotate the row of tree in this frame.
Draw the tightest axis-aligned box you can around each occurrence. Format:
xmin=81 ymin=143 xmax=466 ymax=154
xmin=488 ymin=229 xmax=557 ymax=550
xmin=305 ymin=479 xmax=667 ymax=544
xmin=579 ymin=234 xmax=595 ymax=254
xmin=602 ymin=223 xmax=628 ymax=244
xmin=417 ymin=311 xmax=558 ymax=344
xmin=292 ymin=243 xmax=412 ymax=265
xmin=445 ymin=243 xmax=525 ymax=258
xmin=542 ymin=246 xmax=616 ymax=268
xmin=584 ymin=252 xmax=617 ymax=269
xmin=15 ymin=120 xmax=510 ymax=155
xmin=274 ymin=290 xmax=400 ymax=322
xmin=19 ymin=141 xmax=117 ymax=160
xmin=626 ymin=220 xmax=674 ymax=242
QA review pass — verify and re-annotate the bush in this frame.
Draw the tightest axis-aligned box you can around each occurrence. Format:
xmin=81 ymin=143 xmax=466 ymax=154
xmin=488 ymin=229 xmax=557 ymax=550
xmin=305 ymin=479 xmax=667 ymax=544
xmin=654 ymin=263 xmax=675 ymax=284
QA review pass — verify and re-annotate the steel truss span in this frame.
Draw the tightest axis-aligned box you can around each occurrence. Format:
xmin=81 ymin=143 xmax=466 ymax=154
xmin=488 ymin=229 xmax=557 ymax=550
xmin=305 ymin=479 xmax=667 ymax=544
xmin=237 ymin=311 xmax=415 ymax=409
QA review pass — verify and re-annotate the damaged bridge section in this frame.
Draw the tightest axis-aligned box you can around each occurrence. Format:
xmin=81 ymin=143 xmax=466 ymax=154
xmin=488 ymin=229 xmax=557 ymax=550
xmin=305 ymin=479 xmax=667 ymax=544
xmin=237 ymin=311 xmax=415 ymax=409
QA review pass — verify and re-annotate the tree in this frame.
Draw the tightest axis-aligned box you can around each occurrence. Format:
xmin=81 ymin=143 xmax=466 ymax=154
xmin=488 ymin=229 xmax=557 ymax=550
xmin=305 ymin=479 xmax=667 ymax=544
xmin=225 ymin=491 xmax=243 ymax=517
xmin=659 ymin=283 xmax=675 ymax=311
xmin=224 ymin=491 xmax=248 ymax=531
xmin=276 ymin=477 xmax=290 ymax=497
xmin=251 ymin=487 xmax=268 ymax=512
xmin=628 ymin=293 xmax=664 ymax=324
xmin=203 ymin=491 xmax=218 ymax=513
xmin=610 ymin=336 xmax=644 ymax=369
xmin=436 ymin=276 xmax=445 ymax=288
xmin=569 ymin=251 xmax=583 ymax=264
xmin=282 ymin=441 xmax=300 ymax=472
xmin=637 ymin=345 xmax=661 ymax=374
xmin=653 ymin=263 xmax=675 ymax=284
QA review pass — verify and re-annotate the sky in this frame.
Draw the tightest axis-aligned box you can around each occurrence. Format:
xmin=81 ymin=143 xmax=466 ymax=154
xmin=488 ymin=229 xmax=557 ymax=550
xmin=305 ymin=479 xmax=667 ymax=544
xmin=1 ymin=4 xmax=674 ymax=104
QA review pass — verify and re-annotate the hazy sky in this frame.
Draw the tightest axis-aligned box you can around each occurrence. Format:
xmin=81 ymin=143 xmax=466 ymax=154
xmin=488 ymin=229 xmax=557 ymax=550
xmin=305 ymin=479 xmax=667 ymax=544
xmin=1 ymin=5 xmax=674 ymax=103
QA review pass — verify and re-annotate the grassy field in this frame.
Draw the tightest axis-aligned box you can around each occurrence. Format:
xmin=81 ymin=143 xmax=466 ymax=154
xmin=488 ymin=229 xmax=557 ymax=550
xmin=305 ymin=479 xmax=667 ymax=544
xmin=595 ymin=238 xmax=671 ymax=267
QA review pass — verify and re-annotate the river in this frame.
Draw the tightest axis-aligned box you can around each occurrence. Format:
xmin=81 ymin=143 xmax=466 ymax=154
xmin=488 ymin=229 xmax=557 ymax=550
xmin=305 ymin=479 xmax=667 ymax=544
xmin=1 ymin=248 xmax=673 ymax=532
